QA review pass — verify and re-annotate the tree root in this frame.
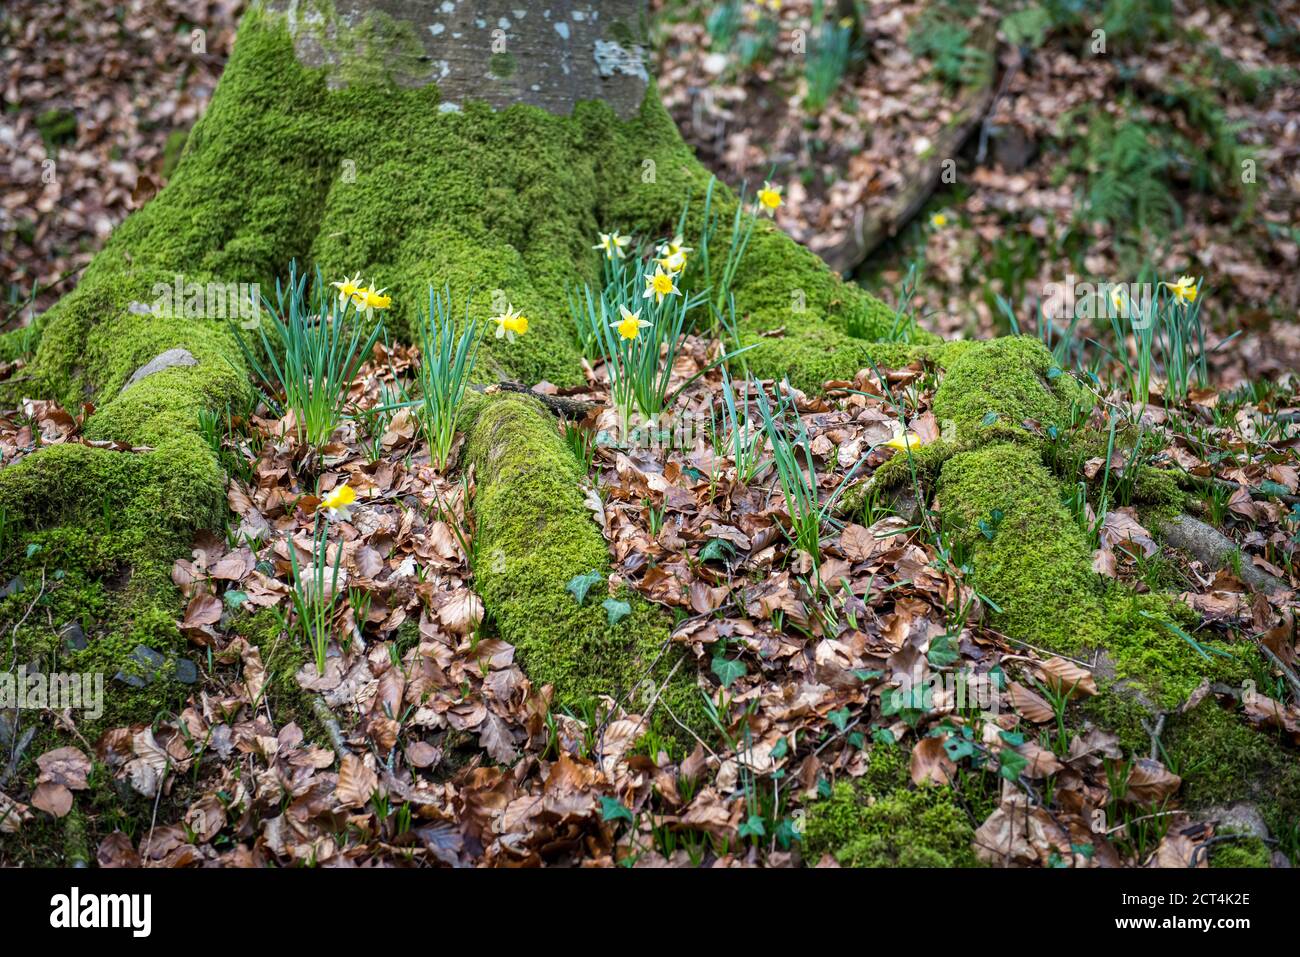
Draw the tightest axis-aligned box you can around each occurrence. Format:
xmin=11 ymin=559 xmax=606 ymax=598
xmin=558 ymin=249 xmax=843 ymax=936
xmin=1157 ymin=513 xmax=1289 ymax=594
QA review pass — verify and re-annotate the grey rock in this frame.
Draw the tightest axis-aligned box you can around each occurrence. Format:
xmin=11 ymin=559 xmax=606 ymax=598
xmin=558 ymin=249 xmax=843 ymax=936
xmin=172 ymin=658 xmax=199 ymax=685
xmin=59 ymin=620 xmax=88 ymax=653
xmin=1205 ymin=802 xmax=1270 ymax=840
xmin=0 ymin=576 xmax=23 ymax=599
xmin=114 ymin=645 xmax=166 ymax=688
xmin=122 ymin=348 xmax=197 ymax=393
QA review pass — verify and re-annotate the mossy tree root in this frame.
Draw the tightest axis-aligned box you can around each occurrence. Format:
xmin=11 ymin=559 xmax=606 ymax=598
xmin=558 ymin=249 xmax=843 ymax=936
xmin=463 ymin=393 xmax=705 ymax=741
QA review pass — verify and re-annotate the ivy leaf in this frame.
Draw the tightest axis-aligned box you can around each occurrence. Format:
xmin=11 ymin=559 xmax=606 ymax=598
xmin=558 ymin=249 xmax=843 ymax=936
xmin=602 ymin=597 xmax=631 ymax=626
xmin=566 ymin=569 xmax=603 ymax=605
xmin=827 ymin=707 xmax=852 ymax=732
xmin=872 ymin=727 xmax=896 ymax=746
xmin=927 ymin=633 xmax=959 ymax=667
xmin=698 ymin=538 xmax=735 ymax=563
xmin=980 ymin=411 xmax=1000 ymax=427
xmin=998 ymin=747 xmax=1028 ymax=783
xmin=223 ymin=590 xmax=249 ymax=610
xmin=738 ymin=814 xmax=766 ymax=839
xmin=711 ymin=655 xmax=746 ymax=689
xmin=599 ymin=796 xmax=633 ymax=824
xmin=774 ymin=817 xmax=800 ymax=849
xmin=944 ymin=736 xmax=976 ymax=762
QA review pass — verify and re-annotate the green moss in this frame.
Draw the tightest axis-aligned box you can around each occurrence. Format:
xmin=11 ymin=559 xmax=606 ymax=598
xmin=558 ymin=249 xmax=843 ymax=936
xmin=464 ymin=394 xmax=704 ymax=739
xmin=160 ymin=128 xmax=189 ymax=181
xmin=937 ymin=441 xmax=1107 ymax=648
xmin=932 ymin=336 xmax=1083 ymax=443
xmin=935 ymin=442 xmax=1245 ymax=706
xmin=1209 ymin=836 xmax=1271 ymax=868
xmin=803 ymin=746 xmax=980 ymax=867
xmin=1163 ymin=701 xmax=1300 ymax=845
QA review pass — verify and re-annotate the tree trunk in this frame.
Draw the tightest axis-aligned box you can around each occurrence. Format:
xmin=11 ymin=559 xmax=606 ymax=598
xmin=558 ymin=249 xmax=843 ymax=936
xmin=273 ymin=0 xmax=651 ymax=119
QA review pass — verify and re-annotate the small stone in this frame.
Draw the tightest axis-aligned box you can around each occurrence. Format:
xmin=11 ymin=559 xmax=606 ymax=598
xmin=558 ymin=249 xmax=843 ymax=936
xmin=59 ymin=620 xmax=88 ymax=652
xmin=122 ymin=348 xmax=197 ymax=393
xmin=0 ymin=576 xmax=24 ymax=599
xmin=172 ymin=658 xmax=199 ymax=685
xmin=114 ymin=645 xmax=166 ymax=688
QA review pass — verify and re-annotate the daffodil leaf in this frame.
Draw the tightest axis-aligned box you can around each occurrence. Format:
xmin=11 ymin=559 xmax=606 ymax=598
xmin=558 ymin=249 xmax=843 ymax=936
xmin=602 ymin=597 xmax=631 ymax=626
xmin=565 ymin=569 xmax=603 ymax=605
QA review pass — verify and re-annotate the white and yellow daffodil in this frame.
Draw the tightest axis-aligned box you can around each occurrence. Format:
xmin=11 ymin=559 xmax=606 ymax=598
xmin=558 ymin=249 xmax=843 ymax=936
xmin=642 ymin=266 xmax=681 ymax=305
xmin=757 ymin=181 xmax=783 ymax=215
xmin=882 ymin=431 xmax=924 ymax=452
xmin=1163 ymin=275 xmax=1198 ymax=305
xmin=611 ymin=305 xmax=651 ymax=341
xmin=354 ymin=282 xmax=391 ymax=315
xmin=593 ymin=231 xmax=632 ymax=260
xmin=1109 ymin=284 xmax=1128 ymax=316
xmin=489 ymin=304 xmax=529 ymax=342
xmin=320 ymin=483 xmax=356 ymax=521
xmin=331 ymin=273 xmax=364 ymax=306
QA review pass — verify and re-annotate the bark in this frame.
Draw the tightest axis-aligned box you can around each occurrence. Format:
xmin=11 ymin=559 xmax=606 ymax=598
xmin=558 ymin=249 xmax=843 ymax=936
xmin=273 ymin=0 xmax=650 ymax=118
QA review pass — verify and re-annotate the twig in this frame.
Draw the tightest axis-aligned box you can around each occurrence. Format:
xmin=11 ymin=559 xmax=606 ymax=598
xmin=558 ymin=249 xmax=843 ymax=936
xmin=310 ymin=695 xmax=353 ymax=759
xmin=1141 ymin=712 xmax=1167 ymax=761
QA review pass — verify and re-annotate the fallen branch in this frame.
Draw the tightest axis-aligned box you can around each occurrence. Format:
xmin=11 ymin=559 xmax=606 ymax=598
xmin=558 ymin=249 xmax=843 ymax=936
xmin=475 ymin=381 xmax=595 ymax=419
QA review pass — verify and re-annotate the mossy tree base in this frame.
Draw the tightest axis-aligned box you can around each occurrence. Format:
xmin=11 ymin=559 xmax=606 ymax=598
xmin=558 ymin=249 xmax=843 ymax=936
xmin=2 ymin=1 xmax=1293 ymax=866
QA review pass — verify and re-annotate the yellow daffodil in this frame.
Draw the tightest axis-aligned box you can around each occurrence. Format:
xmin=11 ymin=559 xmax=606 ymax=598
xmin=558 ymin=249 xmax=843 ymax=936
xmin=611 ymin=305 xmax=651 ymax=341
xmin=354 ymin=283 xmax=391 ymax=314
xmin=490 ymin=304 xmax=529 ymax=342
xmin=882 ymin=432 xmax=924 ymax=452
xmin=331 ymin=273 xmax=364 ymax=306
xmin=643 ymin=266 xmax=681 ymax=305
xmin=757 ymin=181 xmax=783 ymax=216
xmin=930 ymin=212 xmax=948 ymax=228
xmin=1163 ymin=275 xmax=1198 ymax=305
xmin=593 ymin=231 xmax=632 ymax=260
xmin=1109 ymin=284 xmax=1128 ymax=315
xmin=838 ymin=16 xmax=854 ymax=28
xmin=320 ymin=482 xmax=356 ymax=521
xmin=656 ymin=250 xmax=688 ymax=274
xmin=655 ymin=236 xmax=693 ymax=274
xmin=656 ymin=235 xmax=693 ymax=259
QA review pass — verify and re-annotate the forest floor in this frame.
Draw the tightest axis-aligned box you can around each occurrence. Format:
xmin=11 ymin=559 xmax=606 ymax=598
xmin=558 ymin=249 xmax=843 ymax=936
xmin=1 ymin=0 xmax=1298 ymax=868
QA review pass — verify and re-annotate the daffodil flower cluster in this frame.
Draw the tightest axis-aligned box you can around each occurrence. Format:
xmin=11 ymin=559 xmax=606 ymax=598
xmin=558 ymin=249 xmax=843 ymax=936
xmin=330 ymin=273 xmax=392 ymax=317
